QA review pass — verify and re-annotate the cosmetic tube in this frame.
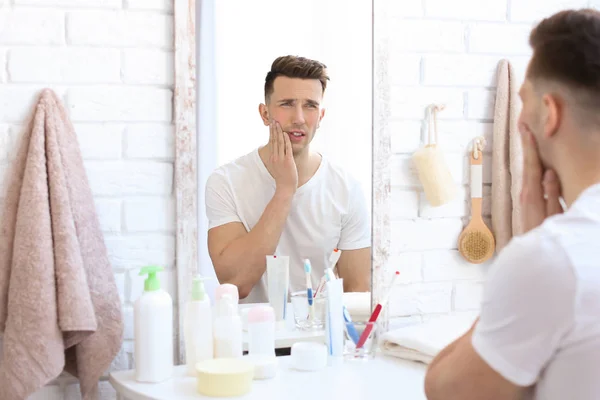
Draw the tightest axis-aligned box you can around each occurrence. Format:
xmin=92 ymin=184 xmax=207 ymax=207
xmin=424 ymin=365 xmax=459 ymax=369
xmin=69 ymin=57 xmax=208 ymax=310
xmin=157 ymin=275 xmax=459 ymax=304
xmin=325 ymin=278 xmax=344 ymax=366
xmin=266 ymin=255 xmax=289 ymax=330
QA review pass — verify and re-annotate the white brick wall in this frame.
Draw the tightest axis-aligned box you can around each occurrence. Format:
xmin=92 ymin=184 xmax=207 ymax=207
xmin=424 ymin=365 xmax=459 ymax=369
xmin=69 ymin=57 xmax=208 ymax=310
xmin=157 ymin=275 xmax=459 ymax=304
xmin=1 ymin=0 xmax=596 ymax=396
xmin=386 ymin=0 xmax=593 ymax=324
xmin=0 ymin=1 xmax=174 ymax=399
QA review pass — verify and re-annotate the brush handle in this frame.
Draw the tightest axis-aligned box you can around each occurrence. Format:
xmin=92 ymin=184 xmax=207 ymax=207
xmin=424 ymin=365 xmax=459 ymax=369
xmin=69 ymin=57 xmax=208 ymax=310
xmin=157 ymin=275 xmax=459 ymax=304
xmin=470 ymin=152 xmax=483 ymax=217
xmin=356 ymin=304 xmax=382 ymax=348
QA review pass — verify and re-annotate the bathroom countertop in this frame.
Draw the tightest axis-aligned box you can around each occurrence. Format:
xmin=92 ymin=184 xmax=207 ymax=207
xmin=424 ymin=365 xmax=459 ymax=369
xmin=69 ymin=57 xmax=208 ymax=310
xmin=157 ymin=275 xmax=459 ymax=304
xmin=109 ymin=355 xmax=427 ymax=400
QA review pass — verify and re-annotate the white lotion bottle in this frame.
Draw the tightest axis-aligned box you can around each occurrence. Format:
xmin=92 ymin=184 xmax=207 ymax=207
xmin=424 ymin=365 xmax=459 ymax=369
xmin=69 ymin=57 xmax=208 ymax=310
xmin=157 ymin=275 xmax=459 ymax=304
xmin=246 ymin=305 xmax=278 ymax=379
xmin=213 ymin=293 xmax=243 ymax=358
xmin=184 ymin=275 xmax=213 ymax=376
xmin=134 ymin=266 xmax=173 ymax=383
xmin=247 ymin=305 xmax=275 ymax=357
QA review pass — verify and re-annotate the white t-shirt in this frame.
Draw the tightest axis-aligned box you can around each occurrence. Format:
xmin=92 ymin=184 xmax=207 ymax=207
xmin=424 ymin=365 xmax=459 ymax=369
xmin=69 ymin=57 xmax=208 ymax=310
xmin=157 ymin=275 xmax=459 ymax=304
xmin=205 ymin=148 xmax=371 ymax=303
xmin=472 ymin=183 xmax=600 ymax=400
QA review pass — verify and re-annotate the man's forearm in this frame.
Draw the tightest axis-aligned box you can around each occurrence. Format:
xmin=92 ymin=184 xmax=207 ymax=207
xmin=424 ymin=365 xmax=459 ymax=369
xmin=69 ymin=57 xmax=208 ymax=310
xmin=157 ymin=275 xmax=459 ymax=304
xmin=215 ymin=189 xmax=293 ymax=296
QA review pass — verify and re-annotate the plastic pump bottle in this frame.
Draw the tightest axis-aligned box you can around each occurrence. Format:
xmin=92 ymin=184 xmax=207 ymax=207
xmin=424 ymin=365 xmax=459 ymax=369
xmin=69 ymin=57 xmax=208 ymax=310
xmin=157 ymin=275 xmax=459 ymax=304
xmin=213 ymin=293 xmax=243 ymax=359
xmin=134 ymin=266 xmax=173 ymax=383
xmin=184 ymin=275 xmax=214 ymax=376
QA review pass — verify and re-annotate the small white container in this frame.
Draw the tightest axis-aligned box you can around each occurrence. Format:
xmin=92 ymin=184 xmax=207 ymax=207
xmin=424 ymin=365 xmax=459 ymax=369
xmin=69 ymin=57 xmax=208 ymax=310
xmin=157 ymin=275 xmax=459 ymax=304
xmin=214 ymin=283 xmax=239 ymax=323
xmin=213 ymin=293 xmax=243 ymax=359
xmin=247 ymin=305 xmax=275 ymax=357
xmin=195 ymin=358 xmax=254 ymax=397
xmin=184 ymin=275 xmax=213 ymax=376
xmin=134 ymin=266 xmax=173 ymax=383
xmin=214 ymin=283 xmax=239 ymax=306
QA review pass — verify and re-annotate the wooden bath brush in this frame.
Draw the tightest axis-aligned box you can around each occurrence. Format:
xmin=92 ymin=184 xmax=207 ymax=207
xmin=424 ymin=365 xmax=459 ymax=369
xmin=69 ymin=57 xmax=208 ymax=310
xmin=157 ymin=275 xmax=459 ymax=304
xmin=458 ymin=137 xmax=495 ymax=264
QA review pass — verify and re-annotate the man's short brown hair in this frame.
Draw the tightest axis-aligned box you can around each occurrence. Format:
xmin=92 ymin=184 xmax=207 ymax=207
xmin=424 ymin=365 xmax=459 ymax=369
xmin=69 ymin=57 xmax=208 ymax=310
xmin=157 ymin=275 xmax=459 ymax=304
xmin=264 ymin=55 xmax=330 ymax=102
xmin=528 ymin=9 xmax=600 ymax=108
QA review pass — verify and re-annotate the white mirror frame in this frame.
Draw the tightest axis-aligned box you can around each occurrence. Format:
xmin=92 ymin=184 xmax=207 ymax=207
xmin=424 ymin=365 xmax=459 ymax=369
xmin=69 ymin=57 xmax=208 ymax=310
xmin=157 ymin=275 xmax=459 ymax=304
xmin=173 ymin=0 xmax=392 ymax=361
xmin=174 ymin=0 xmax=198 ymax=363
xmin=371 ymin=0 xmax=392 ymax=331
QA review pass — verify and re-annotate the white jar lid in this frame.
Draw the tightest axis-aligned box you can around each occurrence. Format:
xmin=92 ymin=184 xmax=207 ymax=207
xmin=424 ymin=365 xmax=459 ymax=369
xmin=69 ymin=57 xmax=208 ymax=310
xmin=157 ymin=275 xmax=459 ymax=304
xmin=291 ymin=342 xmax=328 ymax=371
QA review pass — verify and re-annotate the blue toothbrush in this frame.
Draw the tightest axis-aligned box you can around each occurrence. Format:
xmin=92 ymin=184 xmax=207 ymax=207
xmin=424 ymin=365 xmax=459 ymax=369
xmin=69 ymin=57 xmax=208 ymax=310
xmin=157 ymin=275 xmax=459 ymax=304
xmin=304 ymin=259 xmax=314 ymax=321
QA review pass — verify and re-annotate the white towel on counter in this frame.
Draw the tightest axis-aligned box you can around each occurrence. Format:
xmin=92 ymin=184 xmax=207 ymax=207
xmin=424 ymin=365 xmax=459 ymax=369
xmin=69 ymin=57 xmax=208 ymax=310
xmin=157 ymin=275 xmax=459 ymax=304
xmin=379 ymin=315 xmax=476 ymax=364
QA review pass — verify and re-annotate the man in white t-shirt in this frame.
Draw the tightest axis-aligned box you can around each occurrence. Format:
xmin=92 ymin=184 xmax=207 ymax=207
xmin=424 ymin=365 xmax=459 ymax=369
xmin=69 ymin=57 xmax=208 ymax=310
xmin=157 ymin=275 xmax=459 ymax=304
xmin=205 ymin=55 xmax=371 ymax=303
xmin=424 ymin=9 xmax=600 ymax=400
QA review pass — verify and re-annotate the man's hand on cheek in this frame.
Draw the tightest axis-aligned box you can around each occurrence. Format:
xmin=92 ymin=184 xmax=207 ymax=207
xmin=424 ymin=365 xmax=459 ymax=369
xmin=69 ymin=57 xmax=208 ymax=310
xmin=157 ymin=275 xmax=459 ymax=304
xmin=520 ymin=128 xmax=563 ymax=233
xmin=267 ymin=120 xmax=298 ymax=195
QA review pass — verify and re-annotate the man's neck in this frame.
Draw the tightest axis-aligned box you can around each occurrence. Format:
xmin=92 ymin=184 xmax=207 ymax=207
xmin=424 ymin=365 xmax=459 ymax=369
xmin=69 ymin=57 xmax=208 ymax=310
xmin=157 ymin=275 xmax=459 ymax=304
xmin=293 ymin=148 xmax=321 ymax=187
xmin=257 ymin=145 xmax=321 ymax=187
xmin=560 ymin=171 xmax=600 ymax=208
xmin=557 ymin=144 xmax=600 ymax=207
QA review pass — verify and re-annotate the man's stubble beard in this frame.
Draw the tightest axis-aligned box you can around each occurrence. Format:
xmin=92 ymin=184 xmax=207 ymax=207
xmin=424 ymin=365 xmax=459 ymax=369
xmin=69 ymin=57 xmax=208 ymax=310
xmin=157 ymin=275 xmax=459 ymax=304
xmin=292 ymin=130 xmax=316 ymax=158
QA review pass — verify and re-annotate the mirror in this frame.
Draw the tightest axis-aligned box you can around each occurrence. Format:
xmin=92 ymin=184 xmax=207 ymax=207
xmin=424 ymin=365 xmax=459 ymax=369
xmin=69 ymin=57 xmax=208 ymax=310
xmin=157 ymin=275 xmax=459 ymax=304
xmin=370 ymin=0 xmax=534 ymax=334
xmin=175 ymin=0 xmax=595 ymax=380
xmin=191 ymin=0 xmax=374 ymax=311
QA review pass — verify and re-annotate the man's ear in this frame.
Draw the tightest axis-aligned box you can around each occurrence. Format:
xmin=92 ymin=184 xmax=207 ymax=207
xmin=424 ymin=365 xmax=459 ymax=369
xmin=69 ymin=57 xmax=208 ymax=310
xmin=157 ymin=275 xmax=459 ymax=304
xmin=317 ymin=108 xmax=326 ymax=128
xmin=542 ymin=93 xmax=562 ymax=139
xmin=258 ymin=103 xmax=269 ymax=126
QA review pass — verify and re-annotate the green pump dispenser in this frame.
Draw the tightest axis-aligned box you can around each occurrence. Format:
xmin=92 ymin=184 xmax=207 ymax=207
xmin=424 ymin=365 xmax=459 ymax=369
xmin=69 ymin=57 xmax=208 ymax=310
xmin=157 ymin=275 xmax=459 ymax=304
xmin=191 ymin=275 xmax=207 ymax=301
xmin=139 ymin=265 xmax=164 ymax=292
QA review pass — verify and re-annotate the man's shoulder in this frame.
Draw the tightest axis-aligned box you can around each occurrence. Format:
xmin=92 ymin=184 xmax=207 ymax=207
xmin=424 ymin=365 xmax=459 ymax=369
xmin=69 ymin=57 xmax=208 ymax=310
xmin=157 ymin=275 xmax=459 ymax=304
xmin=494 ymin=203 xmax=600 ymax=294
xmin=542 ymin=200 xmax=600 ymax=241
xmin=491 ymin=226 xmax=572 ymax=286
xmin=504 ymin=228 xmax=564 ymax=257
xmin=540 ymin=203 xmax=600 ymax=281
xmin=206 ymin=150 xmax=259 ymax=188
xmin=502 ymin=203 xmax=599 ymax=265
xmin=319 ymin=157 xmax=361 ymax=189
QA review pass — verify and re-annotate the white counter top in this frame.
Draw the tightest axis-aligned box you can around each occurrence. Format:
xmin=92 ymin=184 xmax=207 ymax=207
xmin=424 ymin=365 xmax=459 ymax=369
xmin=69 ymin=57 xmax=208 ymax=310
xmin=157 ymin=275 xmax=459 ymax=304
xmin=109 ymin=355 xmax=428 ymax=400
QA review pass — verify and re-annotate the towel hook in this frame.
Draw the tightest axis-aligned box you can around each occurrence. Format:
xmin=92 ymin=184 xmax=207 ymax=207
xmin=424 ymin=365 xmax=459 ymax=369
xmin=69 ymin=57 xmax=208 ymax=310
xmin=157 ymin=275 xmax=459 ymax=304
xmin=472 ymin=136 xmax=487 ymax=159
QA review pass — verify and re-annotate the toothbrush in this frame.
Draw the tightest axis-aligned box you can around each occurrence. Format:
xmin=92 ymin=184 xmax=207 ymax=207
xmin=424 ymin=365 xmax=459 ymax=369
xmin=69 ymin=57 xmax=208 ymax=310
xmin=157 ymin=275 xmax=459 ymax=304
xmin=324 ymin=267 xmax=336 ymax=282
xmin=314 ymin=249 xmax=342 ymax=298
xmin=356 ymin=271 xmax=400 ymax=349
xmin=313 ymin=275 xmax=326 ymax=299
xmin=324 ymin=268 xmax=360 ymax=344
xmin=329 ymin=248 xmax=342 ymax=268
xmin=304 ymin=259 xmax=314 ymax=321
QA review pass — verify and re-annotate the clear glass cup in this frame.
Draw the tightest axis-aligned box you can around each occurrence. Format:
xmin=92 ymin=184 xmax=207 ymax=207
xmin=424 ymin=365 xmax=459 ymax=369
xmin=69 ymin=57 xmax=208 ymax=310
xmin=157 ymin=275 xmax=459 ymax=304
xmin=290 ymin=291 xmax=326 ymax=330
xmin=343 ymin=321 xmax=378 ymax=360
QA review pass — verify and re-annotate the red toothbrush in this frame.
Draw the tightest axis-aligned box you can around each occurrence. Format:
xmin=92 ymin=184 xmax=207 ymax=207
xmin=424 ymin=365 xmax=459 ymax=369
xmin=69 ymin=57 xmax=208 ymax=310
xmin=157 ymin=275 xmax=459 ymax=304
xmin=355 ymin=271 xmax=400 ymax=348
